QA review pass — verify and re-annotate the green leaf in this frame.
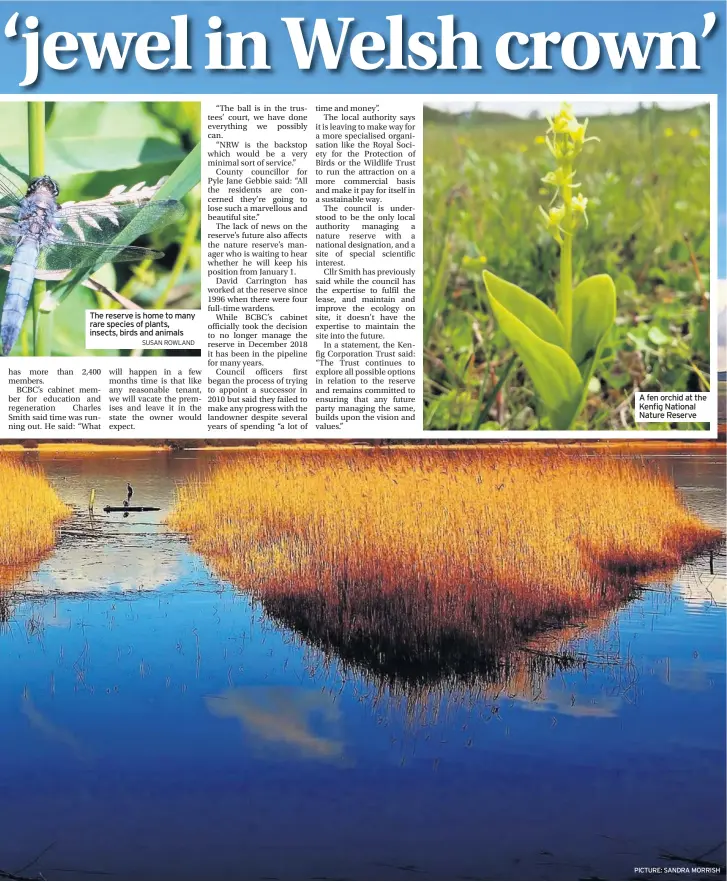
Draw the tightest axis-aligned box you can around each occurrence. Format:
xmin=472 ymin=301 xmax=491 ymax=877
xmin=604 ymin=370 xmax=631 ymax=390
xmin=690 ymin=309 xmax=709 ymax=356
xmin=0 ymin=103 xmax=182 ymax=185
xmin=483 ymin=271 xmax=566 ymax=348
xmin=128 ymin=267 xmax=201 ymax=308
xmin=149 ymin=143 xmax=202 ymax=203
xmin=484 ymin=272 xmax=583 ymax=429
xmin=145 ymin=101 xmax=201 ymax=143
xmin=571 ymin=274 xmax=617 ymax=380
xmin=647 ymin=325 xmax=671 ymax=346
xmin=614 ymin=272 xmax=637 ymax=298
xmin=443 ymin=310 xmax=475 ymax=352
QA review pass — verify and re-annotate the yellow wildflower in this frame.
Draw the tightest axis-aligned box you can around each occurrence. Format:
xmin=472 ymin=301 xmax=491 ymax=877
xmin=542 ymin=168 xmax=579 ymax=189
xmin=539 ymin=204 xmax=566 ymax=242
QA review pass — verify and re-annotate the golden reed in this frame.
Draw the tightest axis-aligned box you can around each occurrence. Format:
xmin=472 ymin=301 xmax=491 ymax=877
xmin=0 ymin=457 xmax=70 ymax=581
xmin=169 ymin=447 xmax=722 ymax=666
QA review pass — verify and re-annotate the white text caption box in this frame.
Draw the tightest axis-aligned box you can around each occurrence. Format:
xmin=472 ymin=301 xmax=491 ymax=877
xmin=635 ymin=391 xmax=713 ymax=422
xmin=86 ymin=310 xmax=201 ymax=350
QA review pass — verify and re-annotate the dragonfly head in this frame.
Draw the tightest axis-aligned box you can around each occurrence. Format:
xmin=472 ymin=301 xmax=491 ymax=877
xmin=27 ymin=175 xmax=60 ymax=199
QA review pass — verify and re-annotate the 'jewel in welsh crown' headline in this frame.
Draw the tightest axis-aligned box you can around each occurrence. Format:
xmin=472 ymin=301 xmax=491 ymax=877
xmin=1 ymin=10 xmax=719 ymax=88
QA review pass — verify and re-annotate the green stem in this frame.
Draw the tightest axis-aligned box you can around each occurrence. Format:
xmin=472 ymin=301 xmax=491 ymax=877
xmin=28 ymin=102 xmax=52 ymax=356
xmin=559 ymin=159 xmax=573 ymax=354
xmin=153 ymin=201 xmax=200 ymax=309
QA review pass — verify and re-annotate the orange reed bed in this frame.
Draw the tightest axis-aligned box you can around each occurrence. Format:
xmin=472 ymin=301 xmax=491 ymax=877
xmin=169 ymin=447 xmax=722 ymax=678
xmin=0 ymin=458 xmax=70 ymax=586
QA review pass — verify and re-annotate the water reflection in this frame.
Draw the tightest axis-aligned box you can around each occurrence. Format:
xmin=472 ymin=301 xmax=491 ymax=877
xmin=674 ymin=561 xmax=727 ymax=609
xmin=206 ymin=686 xmax=346 ymax=761
xmin=244 ymin=576 xmax=639 ymax=697
xmin=0 ymin=448 xmax=723 ymax=881
xmin=5 ymin=450 xmax=207 ymax=594
xmin=21 ymin=692 xmax=89 ymax=760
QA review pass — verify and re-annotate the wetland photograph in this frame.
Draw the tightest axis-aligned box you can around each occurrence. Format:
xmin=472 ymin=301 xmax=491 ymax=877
xmin=0 ymin=440 xmax=724 ymax=880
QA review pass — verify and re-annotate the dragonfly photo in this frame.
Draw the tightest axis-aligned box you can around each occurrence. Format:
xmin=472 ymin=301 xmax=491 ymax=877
xmin=0 ymin=100 xmax=201 ymax=357
xmin=0 ymin=171 xmax=184 ymax=356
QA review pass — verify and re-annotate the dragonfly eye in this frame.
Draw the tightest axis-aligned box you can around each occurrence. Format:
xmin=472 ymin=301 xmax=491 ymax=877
xmin=27 ymin=175 xmax=60 ymax=198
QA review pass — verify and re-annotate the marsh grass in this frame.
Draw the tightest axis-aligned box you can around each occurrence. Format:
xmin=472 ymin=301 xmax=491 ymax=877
xmin=0 ymin=458 xmax=70 ymax=584
xmin=169 ymin=447 xmax=722 ymax=681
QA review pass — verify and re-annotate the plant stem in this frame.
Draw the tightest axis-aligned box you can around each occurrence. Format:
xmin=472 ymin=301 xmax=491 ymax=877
xmin=559 ymin=159 xmax=573 ymax=354
xmin=153 ymin=201 xmax=200 ymax=309
xmin=472 ymin=354 xmax=517 ymax=430
xmin=28 ymin=102 xmax=52 ymax=356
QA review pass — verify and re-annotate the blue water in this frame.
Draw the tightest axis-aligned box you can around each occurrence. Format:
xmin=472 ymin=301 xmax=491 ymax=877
xmin=0 ymin=450 xmax=724 ymax=881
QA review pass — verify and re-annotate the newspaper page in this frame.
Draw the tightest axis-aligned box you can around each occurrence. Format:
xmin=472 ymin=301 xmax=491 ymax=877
xmin=0 ymin=2 xmax=724 ymax=881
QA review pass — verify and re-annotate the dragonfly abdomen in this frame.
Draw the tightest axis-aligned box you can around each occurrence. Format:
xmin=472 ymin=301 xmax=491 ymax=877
xmin=1 ymin=238 xmax=41 ymax=356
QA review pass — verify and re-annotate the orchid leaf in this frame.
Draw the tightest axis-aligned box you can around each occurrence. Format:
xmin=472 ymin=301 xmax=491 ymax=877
xmin=571 ymin=274 xmax=617 ymax=382
xmin=483 ymin=271 xmax=566 ymax=349
xmin=484 ymin=271 xmax=584 ymax=429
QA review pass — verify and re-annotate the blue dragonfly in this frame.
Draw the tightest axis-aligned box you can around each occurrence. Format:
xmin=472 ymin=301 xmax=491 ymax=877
xmin=0 ymin=170 xmax=184 ymax=355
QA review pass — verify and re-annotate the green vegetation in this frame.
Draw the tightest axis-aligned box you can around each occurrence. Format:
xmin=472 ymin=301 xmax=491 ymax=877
xmin=0 ymin=101 xmax=201 ymax=357
xmin=424 ymin=103 xmax=711 ymax=431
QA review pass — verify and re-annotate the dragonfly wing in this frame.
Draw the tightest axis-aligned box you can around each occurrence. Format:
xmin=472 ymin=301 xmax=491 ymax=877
xmin=0 ymin=214 xmax=20 ymax=263
xmin=55 ymin=198 xmax=184 ymax=247
xmin=38 ymin=240 xmax=164 ymax=272
xmin=59 ymin=178 xmax=172 ymax=213
xmin=0 ymin=242 xmax=19 ymax=267
xmin=0 ymin=169 xmax=25 ymax=211
xmin=44 ymin=194 xmax=183 ymax=272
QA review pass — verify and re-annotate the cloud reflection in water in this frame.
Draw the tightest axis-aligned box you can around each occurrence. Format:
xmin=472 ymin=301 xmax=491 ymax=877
xmin=205 ymin=686 xmax=346 ymax=762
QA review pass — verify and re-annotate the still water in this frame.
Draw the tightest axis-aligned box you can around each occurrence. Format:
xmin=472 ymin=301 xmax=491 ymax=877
xmin=0 ymin=449 xmax=724 ymax=881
